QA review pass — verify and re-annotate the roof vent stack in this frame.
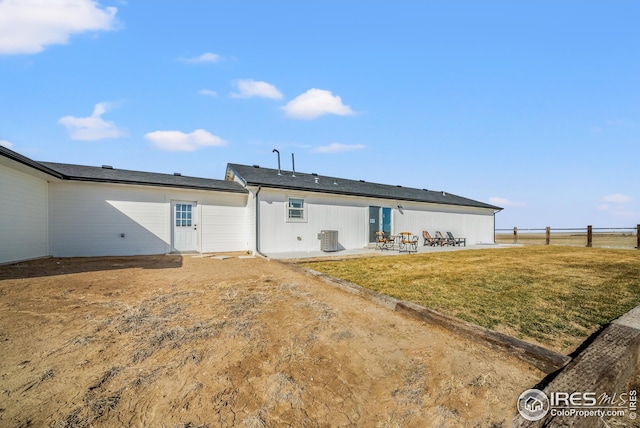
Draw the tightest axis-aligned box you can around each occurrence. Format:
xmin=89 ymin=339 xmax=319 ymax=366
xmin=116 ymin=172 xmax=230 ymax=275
xmin=272 ymin=149 xmax=281 ymax=175
xmin=291 ymin=153 xmax=296 ymax=177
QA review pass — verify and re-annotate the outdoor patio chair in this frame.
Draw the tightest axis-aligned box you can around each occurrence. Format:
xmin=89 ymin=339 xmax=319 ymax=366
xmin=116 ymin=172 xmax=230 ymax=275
xmin=446 ymin=231 xmax=466 ymax=247
xmin=435 ymin=231 xmax=448 ymax=246
xmin=422 ymin=230 xmax=436 ymax=246
xmin=375 ymin=231 xmax=395 ymax=250
xmin=399 ymin=232 xmax=419 ymax=253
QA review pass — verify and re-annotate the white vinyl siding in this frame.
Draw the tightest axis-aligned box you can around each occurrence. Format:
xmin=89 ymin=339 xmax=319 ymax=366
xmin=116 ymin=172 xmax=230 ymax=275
xmin=0 ymin=163 xmax=49 ymax=264
xmin=1 ymin=151 xmax=497 ymax=260
xmin=392 ymin=201 xmax=496 ymax=245
xmin=255 ymin=188 xmax=496 ymax=253
xmin=199 ymin=195 xmax=248 ymax=253
xmin=49 ymin=181 xmax=248 ymax=257
xmin=49 ymin=182 xmax=170 ymax=257
xmin=286 ymin=197 xmax=306 ymax=222
xmin=256 ymin=189 xmax=362 ymax=253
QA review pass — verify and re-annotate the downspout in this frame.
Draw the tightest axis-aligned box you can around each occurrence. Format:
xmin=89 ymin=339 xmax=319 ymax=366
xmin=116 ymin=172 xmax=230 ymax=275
xmin=254 ymin=186 xmax=268 ymax=258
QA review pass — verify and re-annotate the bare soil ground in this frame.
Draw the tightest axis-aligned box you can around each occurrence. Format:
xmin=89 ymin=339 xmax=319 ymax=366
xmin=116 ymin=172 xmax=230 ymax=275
xmin=0 ymin=255 xmax=543 ymax=427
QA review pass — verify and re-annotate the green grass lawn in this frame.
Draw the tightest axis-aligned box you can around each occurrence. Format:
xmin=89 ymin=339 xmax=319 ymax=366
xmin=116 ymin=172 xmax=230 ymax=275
xmin=301 ymin=246 xmax=640 ymax=354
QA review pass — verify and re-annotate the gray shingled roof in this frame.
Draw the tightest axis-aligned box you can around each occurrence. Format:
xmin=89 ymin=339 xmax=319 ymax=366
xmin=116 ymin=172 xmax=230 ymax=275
xmin=1 ymin=145 xmax=246 ymax=193
xmin=0 ymin=145 xmax=63 ymax=178
xmin=227 ymin=163 xmax=501 ymax=210
xmin=39 ymin=161 xmax=247 ymax=194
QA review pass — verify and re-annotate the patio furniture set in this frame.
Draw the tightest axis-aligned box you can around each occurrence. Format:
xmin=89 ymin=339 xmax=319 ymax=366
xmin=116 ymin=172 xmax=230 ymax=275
xmin=375 ymin=230 xmax=466 ymax=254
xmin=375 ymin=231 xmax=420 ymax=253
xmin=422 ymin=230 xmax=466 ymax=247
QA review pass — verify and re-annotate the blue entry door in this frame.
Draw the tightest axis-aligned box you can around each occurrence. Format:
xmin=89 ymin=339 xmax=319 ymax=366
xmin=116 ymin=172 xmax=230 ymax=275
xmin=369 ymin=206 xmax=392 ymax=242
xmin=382 ymin=207 xmax=391 ymax=235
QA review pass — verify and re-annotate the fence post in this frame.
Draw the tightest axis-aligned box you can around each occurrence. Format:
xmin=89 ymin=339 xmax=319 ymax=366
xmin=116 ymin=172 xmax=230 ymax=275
xmin=514 ymin=227 xmax=518 ymax=244
xmin=545 ymin=227 xmax=550 ymax=245
xmin=637 ymin=224 xmax=639 ymax=249
xmin=587 ymin=225 xmax=592 ymax=247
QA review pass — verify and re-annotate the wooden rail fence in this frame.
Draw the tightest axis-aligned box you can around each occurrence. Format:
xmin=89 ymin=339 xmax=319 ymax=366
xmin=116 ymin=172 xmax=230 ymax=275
xmin=496 ymin=225 xmax=639 ymax=249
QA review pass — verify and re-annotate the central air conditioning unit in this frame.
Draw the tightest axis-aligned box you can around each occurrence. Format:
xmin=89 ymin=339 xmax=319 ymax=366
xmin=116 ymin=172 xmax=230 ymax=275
xmin=319 ymin=230 xmax=339 ymax=252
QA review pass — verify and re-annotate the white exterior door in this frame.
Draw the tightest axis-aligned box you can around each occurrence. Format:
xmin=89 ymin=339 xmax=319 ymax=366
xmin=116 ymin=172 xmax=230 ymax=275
xmin=173 ymin=201 xmax=197 ymax=252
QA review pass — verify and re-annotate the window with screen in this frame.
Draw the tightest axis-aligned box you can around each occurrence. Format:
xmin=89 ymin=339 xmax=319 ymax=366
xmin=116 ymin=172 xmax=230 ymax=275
xmin=287 ymin=197 xmax=305 ymax=221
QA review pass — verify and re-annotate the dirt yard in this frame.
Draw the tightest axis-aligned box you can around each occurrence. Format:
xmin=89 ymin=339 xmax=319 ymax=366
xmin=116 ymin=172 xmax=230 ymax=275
xmin=0 ymin=255 xmax=543 ymax=427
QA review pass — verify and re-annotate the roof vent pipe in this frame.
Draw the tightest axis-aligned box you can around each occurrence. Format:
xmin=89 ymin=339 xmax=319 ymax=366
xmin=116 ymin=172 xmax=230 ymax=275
xmin=291 ymin=153 xmax=296 ymax=177
xmin=272 ymin=149 xmax=281 ymax=175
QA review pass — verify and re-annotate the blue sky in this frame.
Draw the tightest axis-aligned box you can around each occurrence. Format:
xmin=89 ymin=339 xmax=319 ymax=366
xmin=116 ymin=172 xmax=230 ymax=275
xmin=1 ymin=1 xmax=638 ymax=229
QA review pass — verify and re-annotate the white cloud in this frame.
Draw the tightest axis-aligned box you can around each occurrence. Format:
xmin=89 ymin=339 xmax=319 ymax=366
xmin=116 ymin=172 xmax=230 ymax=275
xmin=0 ymin=0 xmax=118 ymax=55
xmin=602 ymin=193 xmax=631 ymax=204
xmin=144 ymin=129 xmax=227 ymax=152
xmin=282 ymin=88 xmax=355 ymax=120
xmin=199 ymin=89 xmax=218 ymax=97
xmin=312 ymin=143 xmax=366 ymax=154
xmin=598 ymin=194 xmax=636 ymax=218
xmin=180 ymin=52 xmax=222 ymax=64
xmin=0 ymin=139 xmax=14 ymax=149
xmin=59 ymin=102 xmax=125 ymax=141
xmin=231 ymin=79 xmax=283 ymax=100
xmin=488 ymin=197 xmax=526 ymax=207
xmin=598 ymin=204 xmax=636 ymax=218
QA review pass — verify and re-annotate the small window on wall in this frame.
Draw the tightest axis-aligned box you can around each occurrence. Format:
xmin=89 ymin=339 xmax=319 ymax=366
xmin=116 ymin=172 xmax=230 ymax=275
xmin=287 ymin=197 xmax=306 ymax=222
xmin=175 ymin=203 xmax=193 ymax=227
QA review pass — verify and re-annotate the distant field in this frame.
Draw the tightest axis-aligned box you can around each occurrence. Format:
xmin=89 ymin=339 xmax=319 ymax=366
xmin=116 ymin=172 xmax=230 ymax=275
xmin=496 ymin=232 xmax=638 ymax=249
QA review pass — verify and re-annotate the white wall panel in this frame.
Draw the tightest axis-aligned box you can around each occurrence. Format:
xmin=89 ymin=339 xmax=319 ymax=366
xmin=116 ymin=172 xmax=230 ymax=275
xmin=49 ymin=181 xmax=249 ymax=257
xmin=199 ymin=193 xmax=248 ymax=253
xmin=0 ymin=164 xmax=49 ymax=263
xmin=256 ymin=188 xmax=497 ymax=253
xmin=393 ymin=201 xmax=496 ymax=245
xmin=49 ymin=182 xmax=169 ymax=256
xmin=257 ymin=189 xmax=370 ymax=253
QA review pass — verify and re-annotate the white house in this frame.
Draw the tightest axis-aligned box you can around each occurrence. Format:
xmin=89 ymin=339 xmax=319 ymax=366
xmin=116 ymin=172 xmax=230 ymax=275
xmin=225 ymin=163 xmax=501 ymax=255
xmin=0 ymin=146 xmax=249 ymax=264
xmin=0 ymin=146 xmax=502 ymax=264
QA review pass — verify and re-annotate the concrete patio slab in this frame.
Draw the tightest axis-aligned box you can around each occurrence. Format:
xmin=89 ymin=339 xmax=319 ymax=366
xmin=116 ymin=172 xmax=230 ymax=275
xmin=263 ymin=243 xmax=511 ymax=260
